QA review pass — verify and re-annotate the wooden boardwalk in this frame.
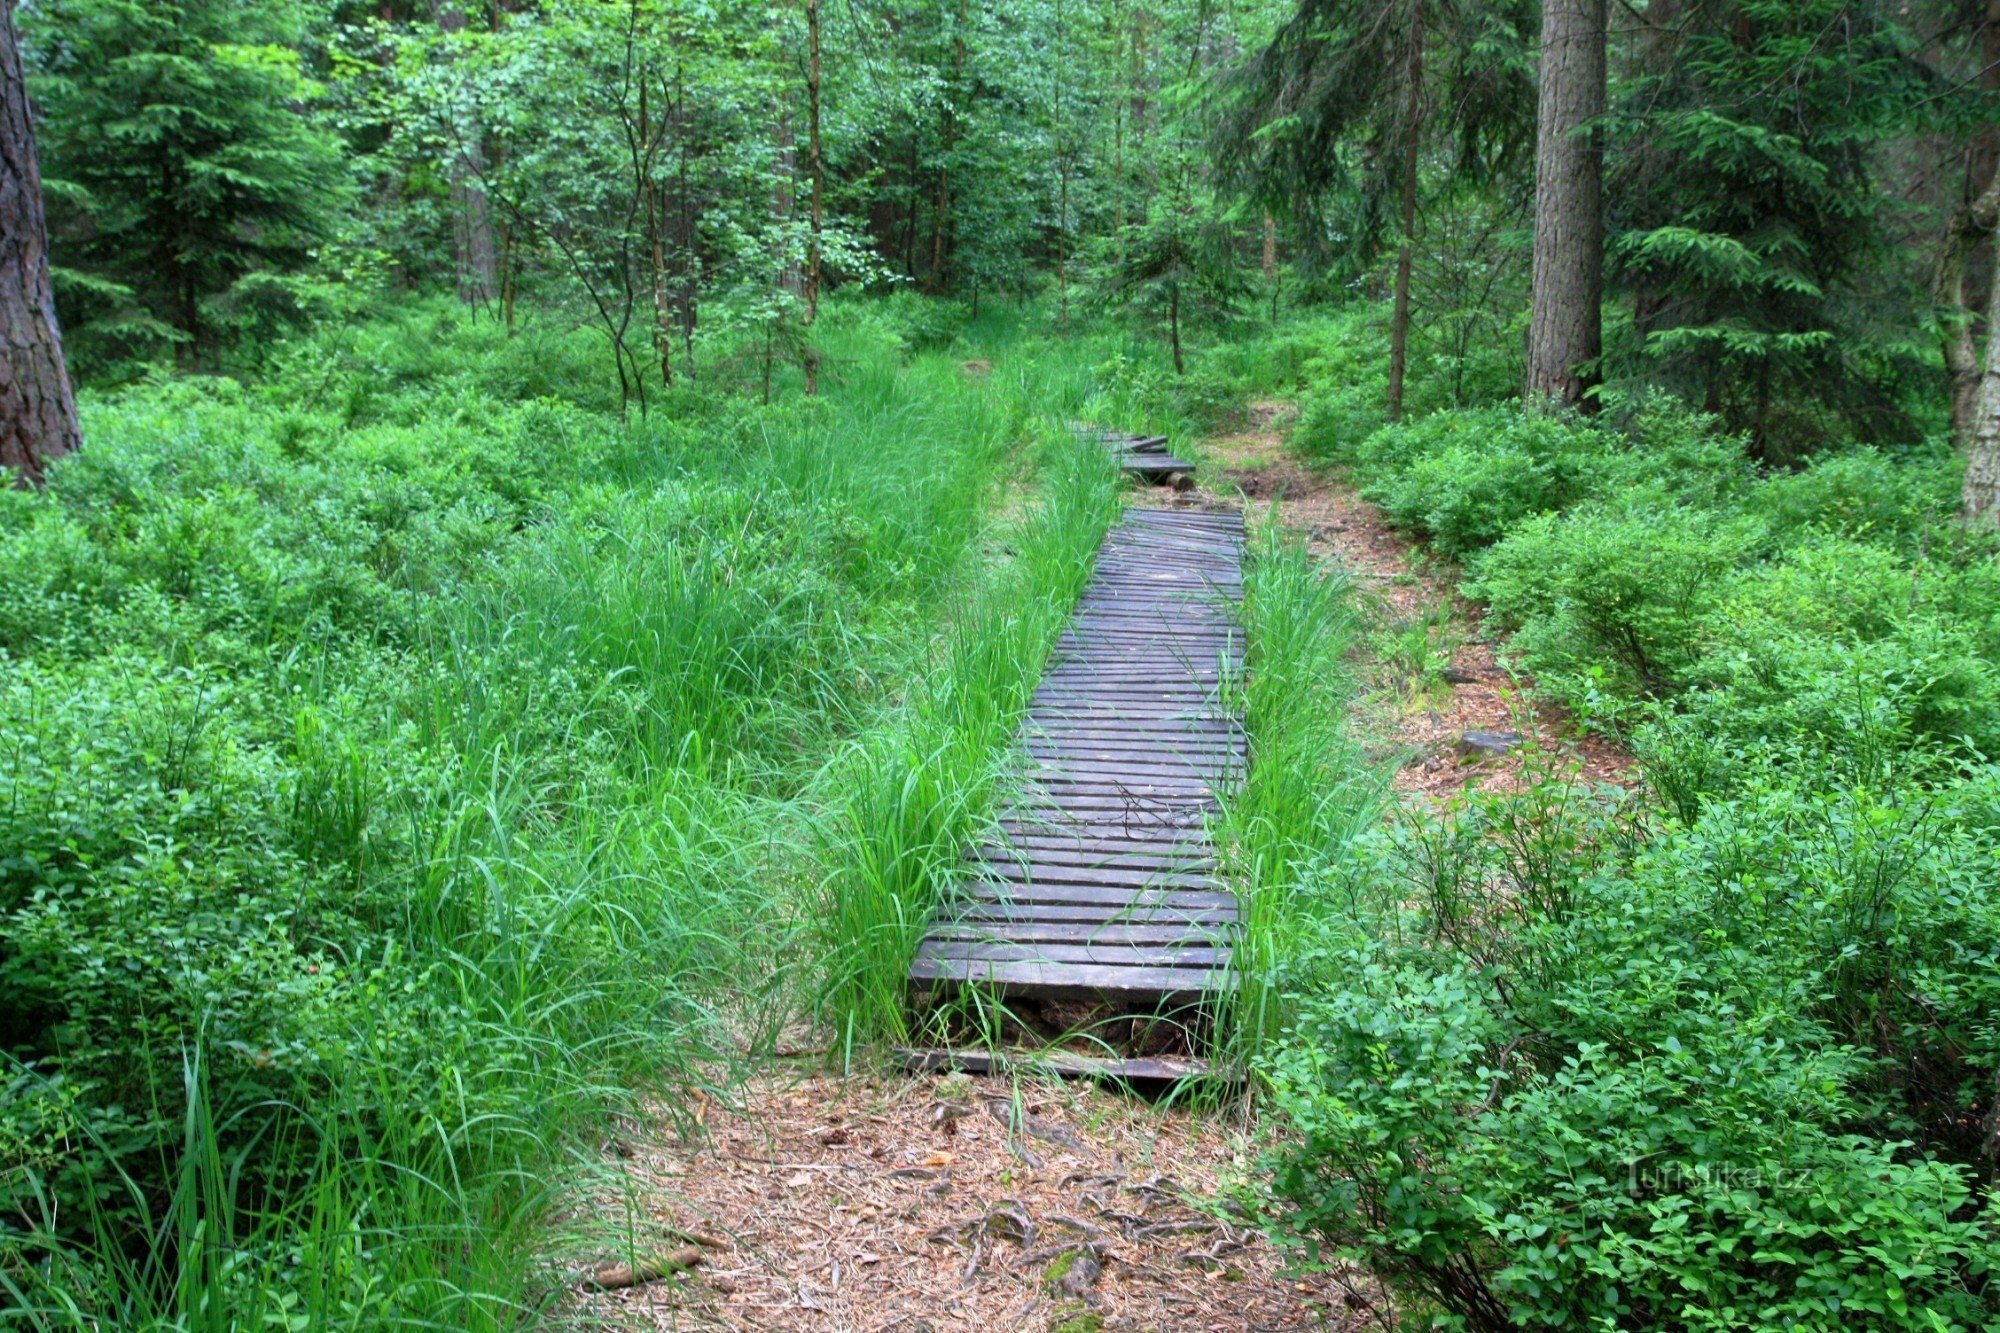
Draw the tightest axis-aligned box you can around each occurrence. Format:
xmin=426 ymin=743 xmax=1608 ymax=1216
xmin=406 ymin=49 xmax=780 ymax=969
xmin=1071 ymin=424 xmax=1199 ymax=482
xmin=910 ymin=507 xmax=1247 ymax=1005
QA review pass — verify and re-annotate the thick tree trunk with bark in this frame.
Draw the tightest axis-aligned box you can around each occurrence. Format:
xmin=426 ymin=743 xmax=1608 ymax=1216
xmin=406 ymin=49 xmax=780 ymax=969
xmin=1524 ymin=0 xmax=1606 ymax=408
xmin=1967 ymin=212 xmax=2000 ymax=524
xmin=1386 ymin=0 xmax=1423 ymax=422
xmin=0 ymin=0 xmax=80 ymax=485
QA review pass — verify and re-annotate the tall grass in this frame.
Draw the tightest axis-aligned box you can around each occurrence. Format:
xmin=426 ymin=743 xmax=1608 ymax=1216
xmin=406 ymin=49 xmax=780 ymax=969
xmin=1215 ymin=518 xmax=1390 ymax=1067
xmin=811 ymin=429 xmax=1120 ymax=1050
xmin=0 ymin=297 xmax=1108 ymax=1325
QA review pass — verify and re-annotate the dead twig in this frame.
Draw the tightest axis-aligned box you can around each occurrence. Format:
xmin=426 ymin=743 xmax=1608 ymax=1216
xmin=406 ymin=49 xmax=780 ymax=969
xmin=579 ymin=1244 xmax=704 ymax=1290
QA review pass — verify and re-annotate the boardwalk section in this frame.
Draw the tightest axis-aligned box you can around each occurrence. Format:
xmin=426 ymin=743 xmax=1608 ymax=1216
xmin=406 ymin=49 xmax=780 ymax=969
xmin=1071 ymin=424 xmax=1199 ymax=482
xmin=911 ymin=507 xmax=1247 ymax=1005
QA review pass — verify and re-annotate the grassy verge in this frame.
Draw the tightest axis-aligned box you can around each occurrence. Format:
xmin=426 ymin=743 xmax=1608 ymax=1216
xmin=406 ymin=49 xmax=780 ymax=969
xmin=810 ymin=430 xmax=1119 ymax=1053
xmin=1214 ymin=520 xmax=1388 ymax=1071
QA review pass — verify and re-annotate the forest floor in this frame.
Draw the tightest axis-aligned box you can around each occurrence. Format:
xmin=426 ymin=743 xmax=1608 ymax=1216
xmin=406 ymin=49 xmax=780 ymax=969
xmin=570 ymin=399 xmax=1628 ymax=1330
xmin=573 ymin=1068 xmax=1379 ymax=1330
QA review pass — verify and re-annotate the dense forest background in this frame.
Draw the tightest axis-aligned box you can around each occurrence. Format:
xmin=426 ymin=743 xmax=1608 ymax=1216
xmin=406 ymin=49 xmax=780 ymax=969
xmin=6 ymin=0 xmax=2000 ymax=1327
xmin=13 ymin=0 xmax=2000 ymax=475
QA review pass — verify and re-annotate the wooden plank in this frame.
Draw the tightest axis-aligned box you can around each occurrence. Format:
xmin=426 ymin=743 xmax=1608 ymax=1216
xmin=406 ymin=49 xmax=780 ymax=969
xmin=916 ymin=940 xmax=1230 ymax=968
xmin=958 ymin=881 xmax=1235 ymax=909
xmin=977 ymin=842 xmax=1217 ymax=868
xmin=928 ymin=921 xmax=1233 ymax=946
xmin=975 ymin=862 xmax=1219 ymax=891
xmin=894 ymin=1047 xmax=1236 ymax=1084
xmin=909 ymin=957 xmax=1223 ymax=998
xmin=948 ymin=901 xmax=1238 ymax=926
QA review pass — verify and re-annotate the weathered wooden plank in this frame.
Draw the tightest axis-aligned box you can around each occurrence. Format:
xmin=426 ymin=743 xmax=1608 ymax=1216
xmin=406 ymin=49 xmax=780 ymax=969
xmin=974 ymin=861 xmax=1220 ymax=891
xmin=916 ymin=940 xmax=1230 ymax=968
xmin=978 ymin=839 xmax=1216 ymax=865
xmin=947 ymin=900 xmax=1238 ymax=926
xmin=909 ymin=957 xmax=1224 ymax=998
xmin=959 ymin=880 xmax=1235 ymax=909
xmin=928 ymin=921 xmax=1233 ymax=945
xmin=894 ymin=1047 xmax=1236 ymax=1084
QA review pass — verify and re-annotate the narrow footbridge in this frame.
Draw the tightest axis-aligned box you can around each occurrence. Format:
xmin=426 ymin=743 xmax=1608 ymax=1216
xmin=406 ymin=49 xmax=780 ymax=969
xmin=911 ymin=506 xmax=1247 ymax=1007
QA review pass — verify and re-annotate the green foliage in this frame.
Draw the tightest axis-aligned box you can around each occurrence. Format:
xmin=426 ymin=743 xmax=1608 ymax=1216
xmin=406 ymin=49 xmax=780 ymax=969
xmin=1602 ymin=0 xmax=1941 ymax=456
xmin=1267 ymin=375 xmax=2000 ymax=1326
xmin=0 ymin=298 xmax=1098 ymax=1321
xmin=1264 ymin=766 xmax=2000 ymax=1329
xmin=1217 ymin=525 xmax=1385 ymax=1060
xmin=28 ymin=0 xmax=348 ymax=372
xmin=1471 ymin=501 xmax=1766 ymax=694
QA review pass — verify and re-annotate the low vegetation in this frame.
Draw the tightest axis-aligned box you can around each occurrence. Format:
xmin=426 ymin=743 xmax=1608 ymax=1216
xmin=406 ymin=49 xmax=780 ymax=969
xmin=1259 ymin=318 xmax=2000 ymax=1328
xmin=0 ymin=299 xmax=1164 ymax=1322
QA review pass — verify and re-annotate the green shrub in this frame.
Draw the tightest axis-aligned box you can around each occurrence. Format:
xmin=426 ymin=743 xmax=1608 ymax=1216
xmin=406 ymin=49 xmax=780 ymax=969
xmin=1746 ymin=446 xmax=1961 ymax=554
xmin=1265 ymin=772 xmax=2000 ymax=1330
xmin=1470 ymin=501 xmax=1764 ymax=696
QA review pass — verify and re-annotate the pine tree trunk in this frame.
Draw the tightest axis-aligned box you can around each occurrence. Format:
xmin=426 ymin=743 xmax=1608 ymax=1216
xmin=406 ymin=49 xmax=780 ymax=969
xmin=1385 ymin=0 xmax=1423 ymax=423
xmin=1966 ymin=221 xmax=2000 ymax=524
xmin=802 ymin=0 xmax=823 ymax=396
xmin=0 ymin=0 xmax=80 ymax=485
xmin=1524 ymin=0 xmax=1605 ymax=408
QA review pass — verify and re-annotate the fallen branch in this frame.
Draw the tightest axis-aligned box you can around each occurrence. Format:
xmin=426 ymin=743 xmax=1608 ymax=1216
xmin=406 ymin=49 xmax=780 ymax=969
xmin=580 ymin=1245 xmax=705 ymax=1291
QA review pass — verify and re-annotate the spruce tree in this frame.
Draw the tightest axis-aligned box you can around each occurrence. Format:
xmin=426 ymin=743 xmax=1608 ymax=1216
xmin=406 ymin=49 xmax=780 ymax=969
xmin=25 ymin=0 xmax=345 ymax=367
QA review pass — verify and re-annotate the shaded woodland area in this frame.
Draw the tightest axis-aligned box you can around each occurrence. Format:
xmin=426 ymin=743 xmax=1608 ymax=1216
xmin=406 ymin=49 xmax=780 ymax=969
xmin=3 ymin=0 xmax=2000 ymax=1327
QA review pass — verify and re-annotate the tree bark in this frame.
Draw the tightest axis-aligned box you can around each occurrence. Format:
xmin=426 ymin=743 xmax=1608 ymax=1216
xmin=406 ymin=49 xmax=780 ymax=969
xmin=1524 ymin=0 xmax=1606 ymax=408
xmin=1966 ymin=188 xmax=2000 ymax=524
xmin=1940 ymin=0 xmax=2000 ymax=447
xmin=439 ymin=4 xmax=499 ymax=307
xmin=1386 ymin=0 xmax=1423 ymax=422
xmin=0 ymin=0 xmax=80 ymax=485
xmin=802 ymin=0 xmax=823 ymax=395
xmin=1262 ymin=209 xmax=1278 ymax=327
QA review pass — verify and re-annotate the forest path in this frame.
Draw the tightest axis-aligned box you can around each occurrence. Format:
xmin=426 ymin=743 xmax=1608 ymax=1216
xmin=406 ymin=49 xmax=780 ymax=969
xmin=572 ymin=1067 xmax=1376 ymax=1329
xmin=569 ymin=426 xmax=1382 ymax=1331
xmin=1192 ymin=401 xmax=1632 ymax=798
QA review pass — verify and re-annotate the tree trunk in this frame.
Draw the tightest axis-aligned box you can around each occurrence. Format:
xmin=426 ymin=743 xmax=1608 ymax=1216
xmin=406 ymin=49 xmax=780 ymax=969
xmin=802 ymin=0 xmax=823 ymax=395
xmin=439 ymin=4 xmax=499 ymax=307
xmin=928 ymin=0 xmax=968 ymax=295
xmin=1057 ymin=153 xmax=1072 ymax=338
xmin=1941 ymin=1 xmax=2000 ymax=447
xmin=1966 ymin=216 xmax=2000 ymax=524
xmin=775 ymin=113 xmax=802 ymax=297
xmin=1386 ymin=0 xmax=1423 ymax=422
xmin=0 ymin=0 xmax=80 ymax=485
xmin=1168 ymin=281 xmax=1183 ymax=375
xmin=1263 ymin=209 xmax=1278 ymax=327
xmin=1524 ymin=0 xmax=1606 ymax=408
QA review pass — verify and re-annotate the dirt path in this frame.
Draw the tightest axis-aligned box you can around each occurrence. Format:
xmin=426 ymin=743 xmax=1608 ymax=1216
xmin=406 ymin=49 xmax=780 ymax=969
xmin=572 ymin=1069 xmax=1377 ymax=1330
xmin=1184 ymin=402 xmax=1632 ymax=799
